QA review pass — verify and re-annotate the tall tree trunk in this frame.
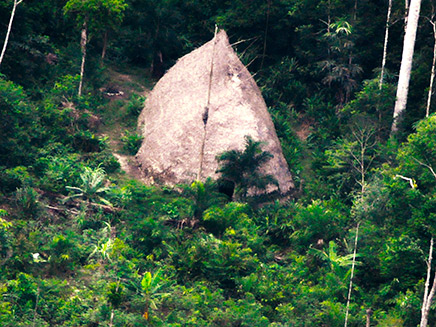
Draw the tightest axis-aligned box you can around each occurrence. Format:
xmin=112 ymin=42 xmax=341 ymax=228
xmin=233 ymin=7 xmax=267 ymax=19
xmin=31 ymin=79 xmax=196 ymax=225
xmin=32 ymin=286 xmax=40 ymax=327
xmin=420 ymin=237 xmax=436 ymax=327
xmin=366 ymin=308 xmax=373 ymax=327
xmin=324 ymin=0 xmax=332 ymax=76
xmin=344 ymin=223 xmax=360 ymax=327
xmin=101 ymin=30 xmax=108 ymax=61
xmin=109 ymin=309 xmax=114 ymax=327
xmin=0 ymin=0 xmax=23 ymax=67
xmin=426 ymin=17 xmax=436 ymax=117
xmin=78 ymin=20 xmax=88 ymax=97
xmin=391 ymin=0 xmax=422 ymax=134
xmin=260 ymin=0 xmax=271 ymax=71
xmin=380 ymin=0 xmax=393 ymax=89
xmin=354 ymin=0 xmax=358 ymax=22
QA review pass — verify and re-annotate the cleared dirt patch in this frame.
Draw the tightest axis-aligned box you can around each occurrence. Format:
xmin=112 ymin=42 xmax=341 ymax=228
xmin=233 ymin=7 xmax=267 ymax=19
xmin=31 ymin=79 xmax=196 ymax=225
xmin=98 ymin=67 xmax=154 ymax=181
xmin=112 ymin=153 xmax=145 ymax=181
xmin=295 ymin=119 xmax=313 ymax=141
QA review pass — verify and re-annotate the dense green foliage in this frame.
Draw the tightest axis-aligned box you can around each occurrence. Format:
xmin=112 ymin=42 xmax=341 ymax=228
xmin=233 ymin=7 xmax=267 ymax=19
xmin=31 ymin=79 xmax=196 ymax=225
xmin=2 ymin=0 xmax=436 ymax=325
xmin=216 ymin=136 xmax=278 ymax=201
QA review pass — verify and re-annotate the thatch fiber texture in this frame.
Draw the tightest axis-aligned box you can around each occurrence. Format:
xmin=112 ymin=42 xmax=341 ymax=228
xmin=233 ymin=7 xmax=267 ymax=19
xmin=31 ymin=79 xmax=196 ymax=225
xmin=137 ymin=30 xmax=294 ymax=194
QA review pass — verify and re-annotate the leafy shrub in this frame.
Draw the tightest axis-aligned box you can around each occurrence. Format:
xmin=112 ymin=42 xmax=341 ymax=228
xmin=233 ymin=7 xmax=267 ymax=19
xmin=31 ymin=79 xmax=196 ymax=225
xmin=290 ymin=200 xmax=347 ymax=250
xmin=0 ymin=210 xmax=12 ymax=261
xmin=203 ymin=202 xmax=251 ymax=236
xmin=51 ymin=74 xmax=81 ymax=103
xmin=0 ymin=77 xmax=39 ymax=167
xmin=378 ymin=235 xmax=424 ymax=290
xmin=0 ymin=166 xmax=34 ymax=194
xmin=127 ymin=215 xmax=173 ymax=255
xmin=179 ymin=179 xmax=227 ymax=219
xmin=37 ymin=154 xmax=83 ymax=194
xmin=255 ymin=201 xmax=296 ymax=246
xmin=341 ymin=78 xmax=396 ymax=139
xmin=126 ymin=93 xmax=145 ymax=116
xmin=65 ymin=166 xmax=111 ymax=205
xmin=269 ymin=110 xmax=303 ymax=184
xmin=72 ymin=130 xmax=106 ymax=153
xmin=397 ymin=114 xmax=436 ymax=192
xmin=14 ymin=187 xmax=42 ymax=219
xmin=7 ymin=273 xmax=38 ymax=315
xmin=0 ymin=283 xmax=12 ymax=325
xmin=121 ymin=130 xmax=143 ymax=155
xmin=46 ymin=231 xmax=85 ymax=273
xmin=260 ymin=57 xmax=307 ymax=109
xmin=323 ymin=117 xmax=379 ymax=199
xmin=165 ymin=232 xmax=258 ymax=289
xmin=85 ymin=150 xmax=120 ymax=174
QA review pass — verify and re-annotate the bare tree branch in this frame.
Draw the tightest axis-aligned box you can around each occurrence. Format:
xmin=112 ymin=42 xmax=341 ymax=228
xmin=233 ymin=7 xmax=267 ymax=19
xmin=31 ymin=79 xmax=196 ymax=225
xmin=413 ymin=157 xmax=436 ymax=180
xmin=395 ymin=174 xmax=417 ymax=188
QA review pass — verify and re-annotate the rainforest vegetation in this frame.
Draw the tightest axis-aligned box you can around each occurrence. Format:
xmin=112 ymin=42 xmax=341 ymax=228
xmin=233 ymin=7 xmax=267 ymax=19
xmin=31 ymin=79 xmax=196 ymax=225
xmin=2 ymin=0 xmax=436 ymax=325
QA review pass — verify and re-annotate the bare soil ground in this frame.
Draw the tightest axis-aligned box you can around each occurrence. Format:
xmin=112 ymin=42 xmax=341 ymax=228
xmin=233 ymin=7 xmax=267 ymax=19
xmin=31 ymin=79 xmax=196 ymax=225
xmin=295 ymin=118 xmax=313 ymax=141
xmin=98 ymin=66 xmax=153 ymax=182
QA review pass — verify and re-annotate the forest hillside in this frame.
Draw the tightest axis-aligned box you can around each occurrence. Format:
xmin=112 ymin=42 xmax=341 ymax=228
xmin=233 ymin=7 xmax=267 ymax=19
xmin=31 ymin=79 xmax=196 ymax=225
xmin=2 ymin=0 xmax=436 ymax=326
xmin=136 ymin=29 xmax=294 ymax=193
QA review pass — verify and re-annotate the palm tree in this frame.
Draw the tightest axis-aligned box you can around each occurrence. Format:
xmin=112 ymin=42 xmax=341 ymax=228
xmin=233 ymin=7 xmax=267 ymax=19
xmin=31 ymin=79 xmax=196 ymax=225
xmin=180 ymin=179 xmax=226 ymax=220
xmin=319 ymin=20 xmax=362 ymax=107
xmin=216 ymin=136 xmax=278 ymax=200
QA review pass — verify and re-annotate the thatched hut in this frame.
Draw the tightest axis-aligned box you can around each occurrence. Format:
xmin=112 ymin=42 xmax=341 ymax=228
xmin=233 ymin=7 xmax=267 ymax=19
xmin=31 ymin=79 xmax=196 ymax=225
xmin=137 ymin=30 xmax=294 ymax=194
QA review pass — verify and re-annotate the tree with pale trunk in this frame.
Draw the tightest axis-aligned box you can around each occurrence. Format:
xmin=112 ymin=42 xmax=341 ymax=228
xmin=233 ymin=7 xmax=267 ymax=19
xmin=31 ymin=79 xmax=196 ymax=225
xmin=420 ymin=237 xmax=436 ymax=327
xmin=380 ymin=0 xmax=393 ymax=89
xmin=63 ymin=0 xmax=127 ymax=96
xmin=0 ymin=0 xmax=23 ymax=68
xmin=425 ymin=9 xmax=436 ymax=117
xmin=396 ymin=171 xmax=435 ymax=327
xmin=93 ymin=0 xmax=127 ymax=61
xmin=391 ymin=0 xmax=422 ymax=134
xmin=396 ymin=114 xmax=436 ymax=325
xmin=344 ymin=223 xmax=360 ymax=327
xmin=324 ymin=119 xmax=376 ymax=326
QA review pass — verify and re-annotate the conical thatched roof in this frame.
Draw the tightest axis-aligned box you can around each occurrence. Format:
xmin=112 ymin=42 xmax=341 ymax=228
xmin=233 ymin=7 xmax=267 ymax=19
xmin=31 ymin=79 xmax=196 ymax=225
xmin=137 ymin=30 xmax=294 ymax=194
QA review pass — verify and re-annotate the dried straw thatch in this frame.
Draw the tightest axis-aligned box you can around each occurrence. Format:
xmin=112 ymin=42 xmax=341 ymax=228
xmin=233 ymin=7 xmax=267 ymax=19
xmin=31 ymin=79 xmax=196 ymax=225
xmin=137 ymin=30 xmax=294 ymax=194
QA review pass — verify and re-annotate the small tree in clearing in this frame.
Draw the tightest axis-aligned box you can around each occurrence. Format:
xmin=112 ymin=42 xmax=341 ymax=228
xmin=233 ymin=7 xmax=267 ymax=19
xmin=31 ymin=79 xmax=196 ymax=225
xmin=63 ymin=0 xmax=127 ymax=96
